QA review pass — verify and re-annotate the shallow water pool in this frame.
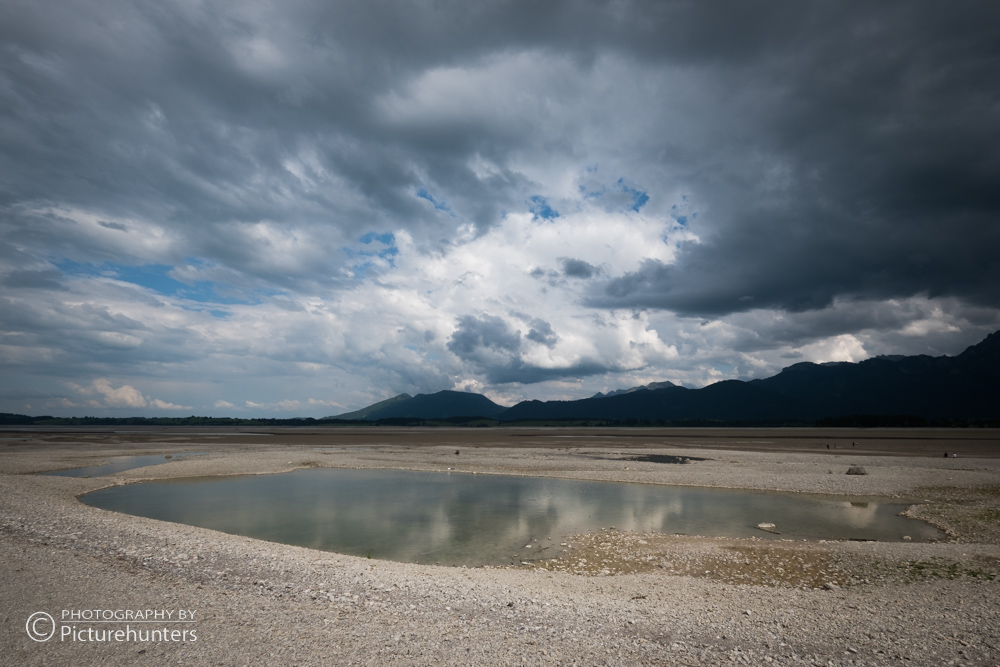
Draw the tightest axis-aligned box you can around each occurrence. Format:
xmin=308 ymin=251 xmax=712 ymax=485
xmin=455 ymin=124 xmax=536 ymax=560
xmin=47 ymin=452 xmax=210 ymax=477
xmin=81 ymin=468 xmax=943 ymax=566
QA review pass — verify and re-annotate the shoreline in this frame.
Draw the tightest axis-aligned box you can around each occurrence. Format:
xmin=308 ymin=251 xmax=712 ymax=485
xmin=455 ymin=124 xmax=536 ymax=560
xmin=3 ymin=428 xmax=1000 ymax=665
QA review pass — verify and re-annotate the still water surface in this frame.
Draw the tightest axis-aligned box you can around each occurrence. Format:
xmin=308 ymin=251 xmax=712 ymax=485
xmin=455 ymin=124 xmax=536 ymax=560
xmin=81 ymin=468 xmax=942 ymax=566
xmin=47 ymin=453 xmax=209 ymax=477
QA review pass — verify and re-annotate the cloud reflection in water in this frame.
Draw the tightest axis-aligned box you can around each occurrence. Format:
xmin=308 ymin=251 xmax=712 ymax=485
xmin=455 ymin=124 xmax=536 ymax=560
xmin=82 ymin=469 xmax=942 ymax=565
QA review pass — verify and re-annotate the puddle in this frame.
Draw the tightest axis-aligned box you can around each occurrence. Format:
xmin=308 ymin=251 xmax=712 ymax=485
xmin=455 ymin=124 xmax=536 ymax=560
xmin=80 ymin=468 xmax=943 ymax=566
xmin=45 ymin=452 xmax=211 ymax=477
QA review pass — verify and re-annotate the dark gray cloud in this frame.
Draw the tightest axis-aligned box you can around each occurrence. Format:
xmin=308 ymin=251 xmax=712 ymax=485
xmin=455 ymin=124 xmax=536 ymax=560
xmin=594 ymin=198 xmax=1000 ymax=317
xmin=483 ymin=359 xmax=617 ymax=385
xmin=560 ymin=258 xmax=599 ymax=279
xmin=447 ymin=315 xmax=521 ymax=358
xmin=526 ymin=318 xmax=559 ymax=348
xmin=1 ymin=269 xmax=66 ymax=290
xmin=448 ymin=314 xmax=615 ymax=384
xmin=585 ymin=2 xmax=1000 ymax=316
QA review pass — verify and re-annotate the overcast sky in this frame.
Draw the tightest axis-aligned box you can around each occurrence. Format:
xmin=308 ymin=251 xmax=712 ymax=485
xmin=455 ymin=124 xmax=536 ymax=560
xmin=2 ymin=0 xmax=999 ymax=417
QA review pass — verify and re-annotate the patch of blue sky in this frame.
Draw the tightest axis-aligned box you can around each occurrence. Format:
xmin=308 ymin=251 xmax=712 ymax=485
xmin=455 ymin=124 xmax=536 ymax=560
xmin=343 ymin=233 xmax=399 ymax=274
xmin=670 ymin=202 xmax=697 ymax=227
xmin=528 ymin=195 xmax=559 ymax=220
xmin=56 ymin=260 xmax=254 ymax=305
xmin=348 ymin=260 xmax=377 ymax=279
xmin=416 ymin=188 xmax=454 ymax=215
xmin=617 ymin=178 xmax=649 ymax=212
xmin=360 ymin=231 xmax=395 ymax=246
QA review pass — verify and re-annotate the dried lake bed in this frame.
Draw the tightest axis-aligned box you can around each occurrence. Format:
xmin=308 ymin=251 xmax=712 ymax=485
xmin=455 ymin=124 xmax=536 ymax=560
xmin=2 ymin=426 xmax=1000 ymax=665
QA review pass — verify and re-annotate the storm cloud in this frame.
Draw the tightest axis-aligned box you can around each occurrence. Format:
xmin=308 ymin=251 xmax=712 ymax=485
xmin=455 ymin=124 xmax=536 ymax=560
xmin=560 ymin=258 xmax=599 ymax=280
xmin=448 ymin=315 xmax=521 ymax=358
xmin=1 ymin=0 xmax=998 ymax=415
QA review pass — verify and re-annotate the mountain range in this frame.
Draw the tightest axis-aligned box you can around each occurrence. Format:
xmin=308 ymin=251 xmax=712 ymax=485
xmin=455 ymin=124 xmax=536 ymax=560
xmin=334 ymin=330 xmax=1000 ymax=423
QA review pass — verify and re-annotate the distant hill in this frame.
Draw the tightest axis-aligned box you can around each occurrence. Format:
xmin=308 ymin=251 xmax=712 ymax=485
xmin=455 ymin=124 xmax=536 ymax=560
xmin=349 ymin=390 xmax=507 ymax=420
xmin=499 ymin=380 xmax=805 ymax=422
xmin=592 ymin=380 xmax=677 ymax=398
xmin=0 ymin=412 xmax=52 ymax=425
xmin=749 ymin=330 xmax=1000 ymax=420
xmin=499 ymin=330 xmax=1000 ymax=422
xmin=331 ymin=393 xmax=412 ymax=420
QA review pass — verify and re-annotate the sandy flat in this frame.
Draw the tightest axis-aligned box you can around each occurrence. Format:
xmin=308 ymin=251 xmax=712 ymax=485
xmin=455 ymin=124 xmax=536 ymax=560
xmin=2 ymin=427 xmax=999 ymax=665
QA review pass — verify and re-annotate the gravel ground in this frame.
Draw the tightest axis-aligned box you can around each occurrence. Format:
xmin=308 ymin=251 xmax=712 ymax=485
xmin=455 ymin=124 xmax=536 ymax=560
xmin=2 ymin=433 xmax=1000 ymax=666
